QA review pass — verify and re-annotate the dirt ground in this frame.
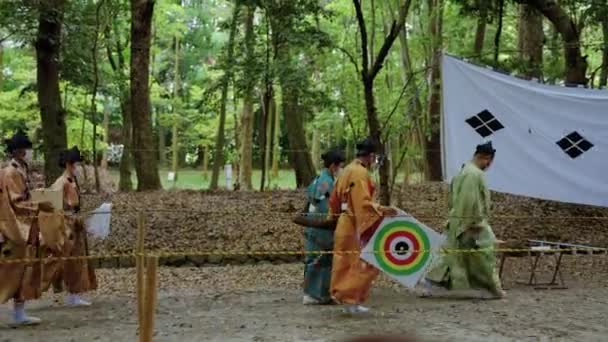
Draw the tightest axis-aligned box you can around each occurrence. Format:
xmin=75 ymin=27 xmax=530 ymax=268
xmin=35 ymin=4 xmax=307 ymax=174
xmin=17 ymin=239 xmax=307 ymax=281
xmin=1 ymin=264 xmax=607 ymax=342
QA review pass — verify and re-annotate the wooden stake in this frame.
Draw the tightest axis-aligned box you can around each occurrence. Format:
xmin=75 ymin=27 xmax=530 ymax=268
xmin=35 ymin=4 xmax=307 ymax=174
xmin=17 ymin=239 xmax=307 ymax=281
xmin=136 ymin=212 xmax=146 ymax=339
xmin=142 ymin=256 xmax=159 ymax=342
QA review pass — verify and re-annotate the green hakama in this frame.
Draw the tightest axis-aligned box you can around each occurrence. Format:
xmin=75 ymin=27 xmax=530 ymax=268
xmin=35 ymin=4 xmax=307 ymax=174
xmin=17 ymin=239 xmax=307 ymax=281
xmin=426 ymin=162 xmax=502 ymax=294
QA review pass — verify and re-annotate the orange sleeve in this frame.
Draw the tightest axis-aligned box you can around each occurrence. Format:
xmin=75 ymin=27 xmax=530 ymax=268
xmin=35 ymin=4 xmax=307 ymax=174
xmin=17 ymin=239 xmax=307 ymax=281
xmin=63 ymin=179 xmax=80 ymax=210
xmin=4 ymin=169 xmax=38 ymax=215
xmin=348 ymin=168 xmax=381 ymax=235
xmin=0 ymin=173 xmax=27 ymax=244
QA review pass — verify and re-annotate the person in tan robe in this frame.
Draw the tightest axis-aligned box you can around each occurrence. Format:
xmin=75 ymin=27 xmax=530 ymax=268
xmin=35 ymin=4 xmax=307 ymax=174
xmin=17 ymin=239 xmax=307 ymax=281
xmin=329 ymin=138 xmax=396 ymax=314
xmin=0 ymin=132 xmax=55 ymax=326
xmin=47 ymin=146 xmax=97 ymax=306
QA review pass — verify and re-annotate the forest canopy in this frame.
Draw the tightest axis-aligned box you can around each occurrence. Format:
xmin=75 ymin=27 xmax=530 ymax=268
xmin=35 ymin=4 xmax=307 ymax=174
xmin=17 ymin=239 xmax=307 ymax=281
xmin=0 ymin=0 xmax=606 ymax=200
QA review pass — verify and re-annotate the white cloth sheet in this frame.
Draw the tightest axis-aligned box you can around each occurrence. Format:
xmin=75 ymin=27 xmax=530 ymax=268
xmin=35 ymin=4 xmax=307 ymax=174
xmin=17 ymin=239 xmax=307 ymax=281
xmin=441 ymin=54 xmax=608 ymax=207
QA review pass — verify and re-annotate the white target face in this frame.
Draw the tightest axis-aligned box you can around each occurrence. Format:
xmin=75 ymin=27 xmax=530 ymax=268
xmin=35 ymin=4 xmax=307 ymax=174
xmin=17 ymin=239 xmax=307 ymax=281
xmin=388 ymin=237 xmax=415 ymax=261
xmin=361 ymin=211 xmax=446 ymax=287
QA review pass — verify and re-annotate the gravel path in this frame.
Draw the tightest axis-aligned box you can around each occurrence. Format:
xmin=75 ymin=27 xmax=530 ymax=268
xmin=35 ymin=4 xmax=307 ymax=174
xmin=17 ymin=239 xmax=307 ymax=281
xmin=1 ymin=264 xmax=607 ymax=341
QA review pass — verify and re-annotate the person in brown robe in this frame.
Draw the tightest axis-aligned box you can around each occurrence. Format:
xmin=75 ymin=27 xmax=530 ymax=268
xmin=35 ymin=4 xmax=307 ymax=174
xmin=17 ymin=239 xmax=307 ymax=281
xmin=48 ymin=146 xmax=97 ymax=306
xmin=0 ymin=132 xmax=55 ymax=326
xmin=329 ymin=138 xmax=397 ymax=314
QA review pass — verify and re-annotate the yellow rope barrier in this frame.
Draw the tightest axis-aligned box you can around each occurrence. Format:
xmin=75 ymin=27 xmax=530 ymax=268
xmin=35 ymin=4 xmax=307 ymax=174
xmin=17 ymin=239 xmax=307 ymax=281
xmin=1 ymin=210 xmax=608 ymax=221
xmin=0 ymin=247 xmax=606 ymax=265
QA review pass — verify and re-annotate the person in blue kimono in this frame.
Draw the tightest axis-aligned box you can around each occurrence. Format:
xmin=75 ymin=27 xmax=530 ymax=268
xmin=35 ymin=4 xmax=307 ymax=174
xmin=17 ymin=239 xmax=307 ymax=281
xmin=303 ymin=149 xmax=345 ymax=305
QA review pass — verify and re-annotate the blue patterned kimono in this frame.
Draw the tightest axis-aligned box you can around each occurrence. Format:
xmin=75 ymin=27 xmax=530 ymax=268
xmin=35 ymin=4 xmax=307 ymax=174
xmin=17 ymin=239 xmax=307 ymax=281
xmin=303 ymin=169 xmax=335 ymax=302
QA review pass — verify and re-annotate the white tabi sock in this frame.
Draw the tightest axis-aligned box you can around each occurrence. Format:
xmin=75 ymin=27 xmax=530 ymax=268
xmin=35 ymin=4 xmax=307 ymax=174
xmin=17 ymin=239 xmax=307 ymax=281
xmin=66 ymin=294 xmax=92 ymax=306
xmin=12 ymin=301 xmax=41 ymax=326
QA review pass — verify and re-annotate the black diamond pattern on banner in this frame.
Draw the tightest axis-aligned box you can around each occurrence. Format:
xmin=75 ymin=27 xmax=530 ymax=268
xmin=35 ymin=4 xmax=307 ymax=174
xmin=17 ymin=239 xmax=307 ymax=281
xmin=556 ymin=131 xmax=594 ymax=159
xmin=465 ymin=109 xmax=505 ymax=138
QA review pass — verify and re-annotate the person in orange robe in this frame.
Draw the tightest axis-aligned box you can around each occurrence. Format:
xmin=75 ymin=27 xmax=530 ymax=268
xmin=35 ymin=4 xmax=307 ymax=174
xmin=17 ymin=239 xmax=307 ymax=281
xmin=329 ymin=137 xmax=396 ymax=313
xmin=0 ymin=132 xmax=55 ymax=326
xmin=46 ymin=146 xmax=97 ymax=306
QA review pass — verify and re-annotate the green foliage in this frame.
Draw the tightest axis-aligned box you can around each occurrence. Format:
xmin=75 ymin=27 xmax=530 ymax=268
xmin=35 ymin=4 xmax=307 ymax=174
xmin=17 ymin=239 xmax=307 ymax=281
xmin=66 ymin=116 xmax=107 ymax=155
xmin=1 ymin=0 xmax=607 ymax=183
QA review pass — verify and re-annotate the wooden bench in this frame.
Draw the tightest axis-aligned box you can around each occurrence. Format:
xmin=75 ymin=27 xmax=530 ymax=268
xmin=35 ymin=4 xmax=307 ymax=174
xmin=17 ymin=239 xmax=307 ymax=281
xmin=498 ymin=240 xmax=607 ymax=290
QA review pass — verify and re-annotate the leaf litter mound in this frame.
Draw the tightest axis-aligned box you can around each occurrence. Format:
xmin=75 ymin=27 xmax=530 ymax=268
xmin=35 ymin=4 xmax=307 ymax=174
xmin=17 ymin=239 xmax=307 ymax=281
xmin=81 ymin=183 xmax=608 ymax=279
xmin=16 ymin=165 xmax=604 ymax=287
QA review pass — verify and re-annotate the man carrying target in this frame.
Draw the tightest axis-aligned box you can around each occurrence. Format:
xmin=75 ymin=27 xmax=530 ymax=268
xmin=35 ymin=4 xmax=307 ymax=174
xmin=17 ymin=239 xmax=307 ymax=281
xmin=423 ymin=141 xmax=506 ymax=299
xmin=329 ymin=137 xmax=397 ymax=314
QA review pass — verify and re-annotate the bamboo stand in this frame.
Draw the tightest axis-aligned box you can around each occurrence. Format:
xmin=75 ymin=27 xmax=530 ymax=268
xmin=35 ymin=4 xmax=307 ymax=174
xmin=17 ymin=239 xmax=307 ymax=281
xmin=136 ymin=213 xmax=159 ymax=342
xmin=142 ymin=256 xmax=159 ymax=342
xmin=136 ymin=213 xmax=146 ymax=340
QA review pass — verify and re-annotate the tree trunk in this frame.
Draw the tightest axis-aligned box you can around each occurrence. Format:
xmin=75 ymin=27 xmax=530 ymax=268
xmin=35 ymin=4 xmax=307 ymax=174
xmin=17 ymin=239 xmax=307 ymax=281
xmin=390 ymin=135 xmax=400 ymax=185
xmin=80 ymin=94 xmax=88 ymax=147
xmin=518 ymin=4 xmax=544 ymax=79
xmin=519 ymin=0 xmax=587 ymax=85
xmin=279 ymin=50 xmax=316 ymax=188
xmin=210 ymin=4 xmax=240 ymax=190
xmin=363 ymin=77 xmax=391 ymax=205
xmin=211 ymin=79 xmax=229 ymax=190
xmin=105 ymin=16 xmax=133 ymax=191
xmin=0 ymin=42 xmax=4 ymax=90
xmin=130 ymin=0 xmax=161 ymax=191
xmin=118 ymin=94 xmax=133 ymax=191
xmin=473 ymin=0 xmax=488 ymax=57
xmin=264 ymin=93 xmax=273 ymax=188
xmin=238 ymin=5 xmax=255 ymax=191
xmin=424 ymin=0 xmax=443 ymax=182
xmin=390 ymin=0 xmax=424 ymax=181
xmin=546 ymin=27 xmax=561 ymax=84
xmin=345 ymin=138 xmax=354 ymax=162
xmin=101 ymin=99 xmax=110 ymax=169
xmin=600 ymin=7 xmax=608 ymax=88
xmin=36 ymin=0 xmax=68 ymax=186
xmin=270 ymin=6 xmax=316 ymax=188
xmin=311 ymin=128 xmax=320 ymax=170
xmin=198 ymin=144 xmax=207 ymax=180
xmin=91 ymin=0 xmax=103 ymax=193
xmin=271 ymin=91 xmax=280 ymax=179
xmin=158 ymin=119 xmax=165 ymax=168
xmin=260 ymin=94 xmax=269 ymax=191
xmin=282 ymin=89 xmax=315 ymax=188
xmin=352 ymin=0 xmax=411 ymax=205
xmin=370 ymin=0 xmax=376 ymax=67
xmin=172 ymin=36 xmax=180 ymax=185
xmin=232 ymin=90 xmax=239 ymax=187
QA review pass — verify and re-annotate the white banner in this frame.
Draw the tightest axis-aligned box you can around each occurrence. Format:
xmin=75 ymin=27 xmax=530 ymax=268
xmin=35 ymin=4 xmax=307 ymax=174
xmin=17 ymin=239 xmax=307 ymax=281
xmin=442 ymin=55 xmax=608 ymax=207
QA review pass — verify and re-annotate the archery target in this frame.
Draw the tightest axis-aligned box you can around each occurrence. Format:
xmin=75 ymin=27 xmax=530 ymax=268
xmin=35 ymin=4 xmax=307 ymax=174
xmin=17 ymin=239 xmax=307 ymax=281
xmin=374 ymin=221 xmax=430 ymax=276
xmin=361 ymin=209 xmax=445 ymax=288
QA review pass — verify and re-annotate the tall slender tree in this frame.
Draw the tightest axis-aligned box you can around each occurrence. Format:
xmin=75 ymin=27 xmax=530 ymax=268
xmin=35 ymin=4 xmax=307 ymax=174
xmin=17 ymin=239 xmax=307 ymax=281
xmin=130 ymin=0 xmax=162 ymax=190
xmin=518 ymin=3 xmax=544 ymax=79
xmin=105 ymin=3 xmax=133 ymax=191
xmin=172 ymin=35 xmax=180 ymax=185
xmin=210 ymin=3 xmax=241 ymax=190
xmin=352 ymin=0 xmax=411 ymax=205
xmin=473 ymin=0 xmax=489 ymax=57
xmin=598 ymin=0 xmax=608 ymax=88
xmin=425 ymin=0 xmax=443 ymax=182
xmin=266 ymin=0 xmax=327 ymax=188
xmin=516 ymin=0 xmax=587 ymax=85
xmin=36 ymin=0 xmax=68 ymax=185
xmin=238 ymin=4 xmax=256 ymax=190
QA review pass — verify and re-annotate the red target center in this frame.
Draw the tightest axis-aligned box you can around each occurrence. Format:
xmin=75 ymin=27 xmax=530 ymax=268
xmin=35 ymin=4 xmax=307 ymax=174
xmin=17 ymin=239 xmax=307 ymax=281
xmin=384 ymin=230 xmax=420 ymax=266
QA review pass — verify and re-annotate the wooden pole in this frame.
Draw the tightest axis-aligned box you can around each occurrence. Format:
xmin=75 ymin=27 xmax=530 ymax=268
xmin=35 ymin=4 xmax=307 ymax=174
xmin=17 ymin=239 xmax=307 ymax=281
xmin=172 ymin=35 xmax=180 ymax=188
xmin=136 ymin=212 xmax=146 ymax=340
xmin=142 ymin=256 xmax=159 ymax=342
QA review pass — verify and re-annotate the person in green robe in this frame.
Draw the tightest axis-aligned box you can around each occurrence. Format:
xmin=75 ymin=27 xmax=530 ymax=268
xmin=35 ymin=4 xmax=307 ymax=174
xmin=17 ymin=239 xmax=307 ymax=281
xmin=423 ymin=141 xmax=505 ymax=299
xmin=302 ymin=149 xmax=345 ymax=305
